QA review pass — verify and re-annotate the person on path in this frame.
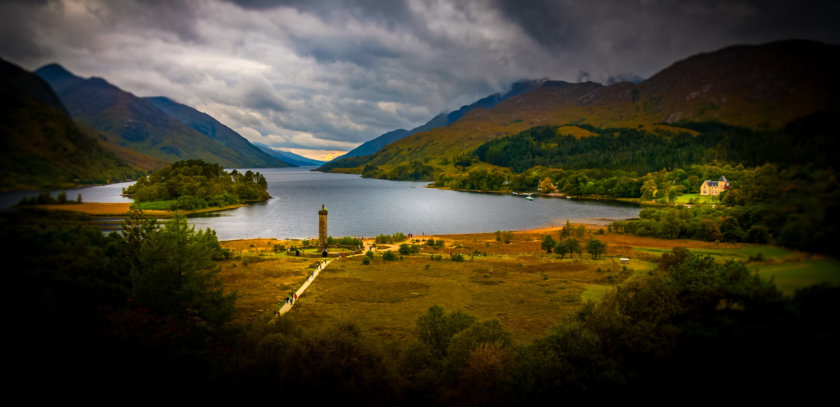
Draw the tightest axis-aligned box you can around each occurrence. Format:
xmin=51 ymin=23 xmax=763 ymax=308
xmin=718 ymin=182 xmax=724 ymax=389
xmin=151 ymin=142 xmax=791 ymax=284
xmin=294 ymin=293 xmax=298 ymax=301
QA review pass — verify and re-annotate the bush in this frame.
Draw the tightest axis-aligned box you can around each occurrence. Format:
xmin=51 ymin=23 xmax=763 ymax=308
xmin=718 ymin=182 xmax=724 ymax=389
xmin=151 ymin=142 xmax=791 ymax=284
xmin=399 ymin=244 xmax=420 ymax=255
xmin=382 ymin=251 xmax=398 ymax=261
xmin=451 ymin=253 xmax=465 ymax=262
xmin=500 ymin=231 xmax=513 ymax=244
xmin=362 ymin=257 xmax=371 ymax=265
xmin=541 ymin=235 xmax=556 ymax=253
xmin=375 ymin=233 xmax=408 ymax=244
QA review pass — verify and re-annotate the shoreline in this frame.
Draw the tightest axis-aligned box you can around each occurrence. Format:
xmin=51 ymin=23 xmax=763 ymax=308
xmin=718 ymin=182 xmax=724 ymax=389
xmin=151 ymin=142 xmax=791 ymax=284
xmin=32 ymin=202 xmax=246 ymax=217
xmin=427 ymin=185 xmax=660 ymax=206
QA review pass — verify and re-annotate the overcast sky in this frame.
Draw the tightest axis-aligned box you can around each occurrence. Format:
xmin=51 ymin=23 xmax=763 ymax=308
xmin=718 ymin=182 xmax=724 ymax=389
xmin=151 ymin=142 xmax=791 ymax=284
xmin=2 ymin=0 xmax=838 ymax=160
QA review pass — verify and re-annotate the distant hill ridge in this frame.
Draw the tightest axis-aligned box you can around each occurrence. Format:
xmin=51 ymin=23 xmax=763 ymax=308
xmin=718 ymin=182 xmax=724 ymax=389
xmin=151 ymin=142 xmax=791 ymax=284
xmin=329 ymin=79 xmax=547 ymax=162
xmin=320 ymin=39 xmax=840 ymax=175
xmin=145 ymin=96 xmax=292 ymax=168
xmin=253 ymin=143 xmax=326 ymax=167
xmin=35 ymin=64 xmax=290 ymax=168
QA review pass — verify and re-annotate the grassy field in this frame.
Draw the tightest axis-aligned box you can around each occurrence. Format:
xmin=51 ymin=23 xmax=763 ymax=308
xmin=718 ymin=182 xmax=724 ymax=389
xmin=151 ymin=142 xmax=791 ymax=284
xmin=217 ymin=238 xmax=322 ymax=323
xmin=291 ymin=252 xmax=645 ymax=342
xmin=216 ymin=227 xmax=840 ymax=343
xmin=633 ymin=245 xmax=792 ymax=261
xmin=135 ymin=200 xmax=177 ymax=210
xmin=37 ymin=201 xmax=245 ymax=217
xmin=752 ymin=259 xmax=840 ymax=296
xmin=674 ymin=193 xmax=719 ymax=204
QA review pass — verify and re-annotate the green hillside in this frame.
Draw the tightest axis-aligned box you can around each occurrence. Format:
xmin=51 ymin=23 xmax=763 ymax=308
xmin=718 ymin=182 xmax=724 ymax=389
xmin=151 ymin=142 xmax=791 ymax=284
xmin=321 ymin=40 xmax=840 ymax=180
xmin=0 ymin=58 xmax=142 ymax=191
xmin=35 ymin=64 xmax=287 ymax=168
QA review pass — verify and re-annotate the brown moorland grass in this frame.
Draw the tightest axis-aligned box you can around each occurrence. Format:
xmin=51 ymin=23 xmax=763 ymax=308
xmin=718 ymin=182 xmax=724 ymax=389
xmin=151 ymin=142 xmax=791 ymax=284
xmin=290 ymin=252 xmax=640 ymax=343
xmin=35 ymin=202 xmax=245 ymax=217
xmin=218 ymin=228 xmax=662 ymax=341
xmin=216 ymin=225 xmax=834 ymax=342
xmin=218 ymin=238 xmax=322 ymax=324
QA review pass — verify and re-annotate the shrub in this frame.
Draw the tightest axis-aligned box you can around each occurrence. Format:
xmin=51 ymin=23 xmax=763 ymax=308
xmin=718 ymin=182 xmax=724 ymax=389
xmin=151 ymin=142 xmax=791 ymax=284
xmin=501 ymin=231 xmax=513 ymax=244
xmin=382 ymin=251 xmax=398 ymax=261
xmin=399 ymin=244 xmax=420 ymax=255
xmin=451 ymin=253 xmax=465 ymax=262
xmin=541 ymin=235 xmax=556 ymax=253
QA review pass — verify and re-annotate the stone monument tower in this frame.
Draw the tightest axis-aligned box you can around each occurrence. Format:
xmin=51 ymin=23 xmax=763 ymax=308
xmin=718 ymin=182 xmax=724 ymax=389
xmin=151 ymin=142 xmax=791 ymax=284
xmin=318 ymin=204 xmax=328 ymax=252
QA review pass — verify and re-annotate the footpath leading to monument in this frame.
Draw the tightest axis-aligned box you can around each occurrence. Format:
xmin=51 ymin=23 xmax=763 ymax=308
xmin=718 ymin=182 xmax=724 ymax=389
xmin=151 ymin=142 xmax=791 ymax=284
xmin=276 ymin=258 xmax=333 ymax=315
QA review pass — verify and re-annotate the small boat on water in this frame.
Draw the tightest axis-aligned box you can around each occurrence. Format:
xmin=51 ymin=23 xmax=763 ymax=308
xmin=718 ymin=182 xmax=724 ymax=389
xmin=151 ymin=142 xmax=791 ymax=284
xmin=525 ymin=195 xmax=535 ymax=201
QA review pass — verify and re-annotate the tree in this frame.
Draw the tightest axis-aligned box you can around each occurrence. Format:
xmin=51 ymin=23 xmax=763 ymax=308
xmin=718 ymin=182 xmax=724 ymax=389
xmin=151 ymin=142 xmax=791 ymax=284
xmin=554 ymin=242 xmax=570 ymax=258
xmin=541 ymin=235 xmax=557 ymax=253
xmin=641 ymin=179 xmax=657 ymax=201
xmin=586 ymin=238 xmax=606 ymax=259
xmin=538 ymin=177 xmax=556 ymax=193
xmin=720 ymin=217 xmax=745 ymax=242
xmin=416 ymin=305 xmax=476 ymax=358
xmin=560 ymin=220 xmax=572 ymax=238
xmin=563 ymin=238 xmax=581 ymax=258
xmin=124 ymin=213 xmax=236 ymax=325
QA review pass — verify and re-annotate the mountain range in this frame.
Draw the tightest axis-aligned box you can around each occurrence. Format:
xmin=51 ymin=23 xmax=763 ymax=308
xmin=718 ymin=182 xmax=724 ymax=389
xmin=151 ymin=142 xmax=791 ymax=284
xmin=0 ymin=58 xmax=141 ymax=190
xmin=329 ymin=79 xmax=547 ymax=162
xmin=3 ymin=39 xmax=837 ymax=190
xmin=35 ymin=64 xmax=289 ymax=169
xmin=253 ymin=143 xmax=326 ymax=167
xmin=320 ymin=39 xmax=840 ymax=176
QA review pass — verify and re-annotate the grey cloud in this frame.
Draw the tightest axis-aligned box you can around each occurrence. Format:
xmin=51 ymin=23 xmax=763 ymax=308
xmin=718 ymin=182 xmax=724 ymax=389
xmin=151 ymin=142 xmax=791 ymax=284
xmin=2 ymin=0 xmax=838 ymax=155
xmin=494 ymin=0 xmax=840 ymax=77
xmin=243 ymin=85 xmax=287 ymax=112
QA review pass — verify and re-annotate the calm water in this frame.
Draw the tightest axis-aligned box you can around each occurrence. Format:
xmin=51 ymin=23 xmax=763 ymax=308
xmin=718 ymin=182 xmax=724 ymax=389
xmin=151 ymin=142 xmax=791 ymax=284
xmin=1 ymin=168 xmax=640 ymax=240
xmin=0 ymin=182 xmax=134 ymax=208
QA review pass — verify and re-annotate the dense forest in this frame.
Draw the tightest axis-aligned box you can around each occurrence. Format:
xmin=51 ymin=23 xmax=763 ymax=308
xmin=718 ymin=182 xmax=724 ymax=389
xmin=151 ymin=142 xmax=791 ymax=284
xmin=123 ymin=159 xmax=270 ymax=210
xmin=426 ymin=114 xmax=840 ymax=254
xmin=473 ymin=115 xmax=835 ymax=174
xmin=5 ymin=210 xmax=837 ymax=401
xmin=611 ymin=164 xmax=840 ymax=254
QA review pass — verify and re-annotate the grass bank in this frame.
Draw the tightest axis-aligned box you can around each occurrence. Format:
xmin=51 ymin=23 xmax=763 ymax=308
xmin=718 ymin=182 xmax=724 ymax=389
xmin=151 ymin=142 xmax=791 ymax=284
xmin=216 ymin=226 xmax=839 ymax=343
xmin=35 ymin=202 xmax=246 ymax=217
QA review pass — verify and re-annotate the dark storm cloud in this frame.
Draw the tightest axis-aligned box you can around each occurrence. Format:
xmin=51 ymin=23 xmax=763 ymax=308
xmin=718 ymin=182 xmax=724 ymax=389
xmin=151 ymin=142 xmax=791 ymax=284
xmin=1 ymin=0 xmax=837 ymax=155
xmin=494 ymin=0 xmax=840 ymax=77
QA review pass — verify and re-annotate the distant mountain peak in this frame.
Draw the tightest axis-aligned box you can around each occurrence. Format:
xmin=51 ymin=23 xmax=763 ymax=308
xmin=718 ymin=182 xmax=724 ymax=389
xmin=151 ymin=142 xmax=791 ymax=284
xmin=35 ymin=63 xmax=73 ymax=77
xmin=34 ymin=63 xmax=81 ymax=93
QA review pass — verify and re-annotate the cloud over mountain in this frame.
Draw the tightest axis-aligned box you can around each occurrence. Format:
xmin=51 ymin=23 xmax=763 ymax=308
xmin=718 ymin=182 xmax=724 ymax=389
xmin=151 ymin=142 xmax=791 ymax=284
xmin=2 ymin=0 xmax=837 ymax=157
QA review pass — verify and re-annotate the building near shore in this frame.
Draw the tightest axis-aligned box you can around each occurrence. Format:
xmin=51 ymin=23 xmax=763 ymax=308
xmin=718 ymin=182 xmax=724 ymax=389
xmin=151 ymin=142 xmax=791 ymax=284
xmin=700 ymin=176 xmax=729 ymax=196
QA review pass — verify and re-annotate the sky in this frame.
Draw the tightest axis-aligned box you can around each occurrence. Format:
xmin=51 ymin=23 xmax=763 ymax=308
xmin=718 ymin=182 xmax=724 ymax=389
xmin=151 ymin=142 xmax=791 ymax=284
xmin=1 ymin=0 xmax=838 ymax=161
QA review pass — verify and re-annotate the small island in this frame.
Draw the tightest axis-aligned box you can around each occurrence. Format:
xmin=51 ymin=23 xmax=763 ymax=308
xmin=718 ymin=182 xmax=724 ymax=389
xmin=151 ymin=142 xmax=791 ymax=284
xmin=123 ymin=159 xmax=270 ymax=212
